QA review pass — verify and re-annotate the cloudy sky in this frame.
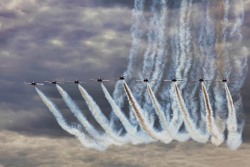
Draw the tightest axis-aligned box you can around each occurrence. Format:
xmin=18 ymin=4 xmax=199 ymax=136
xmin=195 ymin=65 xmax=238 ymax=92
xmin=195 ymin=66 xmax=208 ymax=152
xmin=1 ymin=0 xmax=250 ymax=166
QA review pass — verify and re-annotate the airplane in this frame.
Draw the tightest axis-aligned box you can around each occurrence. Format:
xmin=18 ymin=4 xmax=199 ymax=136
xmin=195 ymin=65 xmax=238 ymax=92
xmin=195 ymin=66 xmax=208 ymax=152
xmin=136 ymin=78 xmax=155 ymax=83
xmin=216 ymin=78 xmax=228 ymax=83
xmin=24 ymin=81 xmax=44 ymax=86
xmin=193 ymin=78 xmax=210 ymax=82
xmin=66 ymin=80 xmax=85 ymax=84
xmin=44 ymin=80 xmax=63 ymax=85
xmin=89 ymin=78 xmax=110 ymax=82
xmin=164 ymin=78 xmax=184 ymax=82
xmin=118 ymin=76 xmax=125 ymax=80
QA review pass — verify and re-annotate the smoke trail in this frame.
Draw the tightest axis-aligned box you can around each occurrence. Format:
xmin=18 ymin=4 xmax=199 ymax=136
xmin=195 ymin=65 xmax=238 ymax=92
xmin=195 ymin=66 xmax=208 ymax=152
xmin=146 ymin=83 xmax=173 ymax=141
xmin=126 ymin=0 xmax=145 ymax=76
xmin=142 ymin=0 xmax=167 ymax=79
xmin=228 ymin=0 xmax=247 ymax=145
xmin=175 ymin=0 xmax=193 ymax=80
xmin=159 ymin=0 xmax=181 ymax=123
xmin=168 ymin=84 xmax=190 ymax=142
xmin=112 ymin=0 xmax=145 ymax=108
xmin=174 ymin=83 xmax=209 ymax=143
xmin=141 ymin=3 xmax=158 ymax=76
xmin=142 ymin=0 xmax=168 ymax=118
xmin=210 ymin=0 xmax=230 ymax=131
xmin=101 ymin=83 xmax=151 ymax=144
xmin=129 ymin=0 xmax=167 ymax=113
xmin=150 ymin=0 xmax=168 ymax=91
xmin=55 ymin=84 xmax=112 ymax=146
xmin=78 ymin=84 xmax=129 ymax=145
xmin=35 ymin=87 xmax=107 ymax=151
xmin=170 ymin=0 xmax=193 ymax=142
xmin=198 ymin=0 xmax=217 ymax=82
xmin=201 ymin=83 xmax=224 ymax=146
xmin=123 ymin=81 xmax=172 ymax=143
xmin=112 ymin=0 xmax=145 ymax=128
xmin=224 ymin=83 xmax=242 ymax=150
xmin=224 ymin=84 xmax=237 ymax=132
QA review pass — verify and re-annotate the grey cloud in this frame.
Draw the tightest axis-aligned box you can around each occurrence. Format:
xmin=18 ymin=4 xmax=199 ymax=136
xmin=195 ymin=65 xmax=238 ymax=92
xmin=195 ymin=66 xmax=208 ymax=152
xmin=0 ymin=0 xmax=132 ymax=127
xmin=1 ymin=131 xmax=250 ymax=167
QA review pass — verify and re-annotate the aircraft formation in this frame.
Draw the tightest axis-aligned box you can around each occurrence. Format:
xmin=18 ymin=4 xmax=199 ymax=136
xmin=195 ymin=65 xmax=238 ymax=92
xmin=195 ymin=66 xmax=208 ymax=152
xmin=25 ymin=76 xmax=228 ymax=86
xmin=26 ymin=0 xmax=246 ymax=152
xmin=31 ymin=75 xmax=238 ymax=151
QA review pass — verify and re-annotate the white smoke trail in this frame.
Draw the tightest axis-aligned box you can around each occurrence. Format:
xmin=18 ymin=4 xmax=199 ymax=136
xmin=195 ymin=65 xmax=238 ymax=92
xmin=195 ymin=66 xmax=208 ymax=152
xmin=146 ymin=83 xmax=173 ymax=141
xmin=55 ymin=84 xmax=112 ymax=146
xmin=224 ymin=83 xmax=237 ymax=132
xmin=126 ymin=0 xmax=145 ymax=76
xmin=201 ymin=83 xmax=224 ymax=146
xmin=169 ymin=0 xmax=193 ymax=142
xmin=194 ymin=0 xmax=217 ymax=135
xmin=168 ymin=84 xmax=190 ymax=142
xmin=35 ymin=87 xmax=107 ymax=151
xmin=142 ymin=0 xmax=168 ymax=117
xmin=227 ymin=0 xmax=247 ymax=145
xmin=174 ymin=83 xmax=209 ymax=143
xmin=142 ymin=0 xmax=166 ymax=78
xmin=112 ymin=0 xmax=145 ymax=108
xmin=78 ymin=84 xmax=129 ymax=145
xmin=123 ymin=81 xmax=172 ymax=144
xmin=101 ymin=83 xmax=151 ymax=144
xmin=130 ymin=0 xmax=166 ymax=110
xmin=224 ymin=83 xmax=242 ymax=150
xmin=175 ymin=0 xmax=193 ymax=80
xmin=111 ymin=0 xmax=145 ymax=128
xmin=198 ymin=0 xmax=217 ymax=81
xmin=150 ymin=0 xmax=168 ymax=91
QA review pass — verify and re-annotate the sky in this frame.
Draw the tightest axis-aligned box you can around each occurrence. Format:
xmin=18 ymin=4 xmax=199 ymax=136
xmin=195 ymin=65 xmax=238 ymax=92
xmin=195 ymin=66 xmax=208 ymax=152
xmin=0 ymin=0 xmax=250 ymax=166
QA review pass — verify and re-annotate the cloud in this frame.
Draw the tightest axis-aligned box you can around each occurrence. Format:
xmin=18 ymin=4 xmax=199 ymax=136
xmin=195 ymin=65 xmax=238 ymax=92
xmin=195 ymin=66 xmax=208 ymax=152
xmin=0 ymin=0 xmax=132 ymax=135
xmin=1 ymin=130 xmax=250 ymax=167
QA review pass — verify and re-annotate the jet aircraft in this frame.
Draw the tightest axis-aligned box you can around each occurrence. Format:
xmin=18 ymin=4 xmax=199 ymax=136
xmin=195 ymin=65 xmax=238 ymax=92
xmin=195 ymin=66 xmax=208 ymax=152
xmin=217 ymin=78 xmax=228 ymax=82
xmin=44 ymin=80 xmax=62 ymax=84
xmin=89 ymin=78 xmax=110 ymax=82
xmin=24 ymin=81 xmax=44 ymax=86
xmin=136 ymin=78 xmax=155 ymax=82
xmin=118 ymin=76 xmax=125 ymax=80
xmin=164 ymin=78 xmax=184 ymax=82
xmin=66 ymin=80 xmax=85 ymax=84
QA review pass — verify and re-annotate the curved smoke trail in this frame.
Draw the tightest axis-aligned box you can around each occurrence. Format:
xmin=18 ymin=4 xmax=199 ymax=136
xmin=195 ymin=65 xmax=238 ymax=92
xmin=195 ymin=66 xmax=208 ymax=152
xmin=112 ymin=0 xmax=145 ymax=108
xmin=168 ymin=0 xmax=193 ymax=142
xmin=174 ymin=83 xmax=209 ymax=143
xmin=34 ymin=0 xmax=247 ymax=150
xmin=201 ymin=83 xmax=224 ymax=146
xmin=56 ymin=84 xmax=112 ymax=146
xmin=123 ymin=81 xmax=172 ymax=143
xmin=78 ymin=84 xmax=129 ymax=145
xmin=227 ymin=0 xmax=248 ymax=145
xmin=112 ymin=0 xmax=145 ymax=129
xmin=35 ymin=87 xmax=107 ymax=151
xmin=168 ymin=84 xmax=190 ymax=142
xmin=224 ymin=83 xmax=242 ymax=150
xmin=146 ymin=83 xmax=173 ymax=141
xmin=142 ymin=0 xmax=168 ymax=120
xmin=128 ymin=0 xmax=168 ymax=126
xmin=101 ymin=83 xmax=151 ymax=144
xmin=131 ymin=0 xmax=163 ymax=119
